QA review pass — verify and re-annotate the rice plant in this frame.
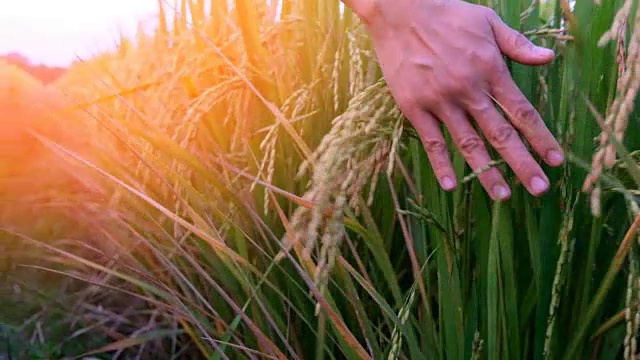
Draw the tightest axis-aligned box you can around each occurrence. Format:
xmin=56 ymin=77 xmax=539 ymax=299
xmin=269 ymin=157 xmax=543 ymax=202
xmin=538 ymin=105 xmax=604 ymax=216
xmin=3 ymin=0 xmax=640 ymax=359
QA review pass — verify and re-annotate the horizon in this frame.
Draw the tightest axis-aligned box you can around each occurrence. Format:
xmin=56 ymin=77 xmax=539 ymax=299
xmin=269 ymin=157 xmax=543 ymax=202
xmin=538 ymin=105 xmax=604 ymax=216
xmin=1 ymin=0 xmax=169 ymax=67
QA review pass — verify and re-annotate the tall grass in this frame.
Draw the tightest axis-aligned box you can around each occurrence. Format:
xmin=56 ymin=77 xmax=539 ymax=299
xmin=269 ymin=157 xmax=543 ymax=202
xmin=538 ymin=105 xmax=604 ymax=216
xmin=3 ymin=0 xmax=640 ymax=359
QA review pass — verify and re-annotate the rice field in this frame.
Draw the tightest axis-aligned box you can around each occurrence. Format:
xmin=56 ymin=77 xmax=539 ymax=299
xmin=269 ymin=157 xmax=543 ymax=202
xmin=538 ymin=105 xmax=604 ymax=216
xmin=2 ymin=0 xmax=640 ymax=359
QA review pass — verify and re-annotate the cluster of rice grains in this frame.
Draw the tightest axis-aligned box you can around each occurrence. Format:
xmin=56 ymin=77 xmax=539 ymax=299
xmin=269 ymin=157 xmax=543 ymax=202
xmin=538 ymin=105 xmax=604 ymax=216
xmin=583 ymin=2 xmax=640 ymax=358
xmin=583 ymin=0 xmax=639 ymax=216
xmin=280 ymin=79 xmax=403 ymax=298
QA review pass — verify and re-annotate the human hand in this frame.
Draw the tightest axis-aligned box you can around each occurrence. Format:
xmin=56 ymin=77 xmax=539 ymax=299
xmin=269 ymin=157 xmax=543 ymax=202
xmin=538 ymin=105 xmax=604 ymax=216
xmin=350 ymin=0 xmax=564 ymax=201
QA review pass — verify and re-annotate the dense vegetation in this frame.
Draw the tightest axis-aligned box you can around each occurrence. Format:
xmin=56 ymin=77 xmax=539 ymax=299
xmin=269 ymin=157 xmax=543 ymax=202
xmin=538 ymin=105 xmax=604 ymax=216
xmin=2 ymin=0 xmax=640 ymax=359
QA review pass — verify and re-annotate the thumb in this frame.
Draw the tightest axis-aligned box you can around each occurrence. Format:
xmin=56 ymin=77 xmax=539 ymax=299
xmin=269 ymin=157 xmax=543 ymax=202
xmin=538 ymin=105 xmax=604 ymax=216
xmin=489 ymin=15 xmax=555 ymax=65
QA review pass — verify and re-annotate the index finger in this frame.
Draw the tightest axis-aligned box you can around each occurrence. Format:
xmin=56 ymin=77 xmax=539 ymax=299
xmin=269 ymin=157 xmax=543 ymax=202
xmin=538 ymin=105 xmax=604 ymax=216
xmin=488 ymin=66 xmax=565 ymax=167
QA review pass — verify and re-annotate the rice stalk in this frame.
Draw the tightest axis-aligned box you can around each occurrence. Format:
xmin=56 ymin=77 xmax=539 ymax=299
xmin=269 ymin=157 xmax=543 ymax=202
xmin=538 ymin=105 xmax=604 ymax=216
xmin=543 ymin=196 xmax=577 ymax=359
xmin=583 ymin=0 xmax=640 ymax=215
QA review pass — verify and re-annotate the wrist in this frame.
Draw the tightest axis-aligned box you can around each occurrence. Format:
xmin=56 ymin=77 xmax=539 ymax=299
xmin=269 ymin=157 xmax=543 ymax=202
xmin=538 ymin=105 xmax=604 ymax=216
xmin=342 ymin=0 xmax=382 ymax=24
xmin=346 ymin=0 xmax=444 ymax=27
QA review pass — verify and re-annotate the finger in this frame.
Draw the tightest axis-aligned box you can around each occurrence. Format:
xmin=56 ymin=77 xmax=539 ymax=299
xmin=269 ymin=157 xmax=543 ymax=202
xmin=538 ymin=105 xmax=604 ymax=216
xmin=488 ymin=69 xmax=565 ymax=167
xmin=466 ymin=97 xmax=551 ymax=196
xmin=487 ymin=11 xmax=555 ymax=66
xmin=437 ymin=105 xmax=511 ymax=201
xmin=411 ymin=110 xmax=457 ymax=191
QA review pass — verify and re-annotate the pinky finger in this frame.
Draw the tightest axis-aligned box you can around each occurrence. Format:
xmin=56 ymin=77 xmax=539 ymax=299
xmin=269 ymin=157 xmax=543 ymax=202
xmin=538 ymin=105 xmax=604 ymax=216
xmin=411 ymin=110 xmax=458 ymax=191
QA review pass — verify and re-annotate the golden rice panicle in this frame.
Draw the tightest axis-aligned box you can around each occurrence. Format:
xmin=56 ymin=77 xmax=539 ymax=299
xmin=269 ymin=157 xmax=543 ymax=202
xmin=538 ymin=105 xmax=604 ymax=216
xmin=623 ymin=270 xmax=636 ymax=359
xmin=348 ymin=22 xmax=367 ymax=98
xmin=471 ymin=331 xmax=484 ymax=360
xmin=282 ymin=80 xmax=403 ymax=291
xmin=543 ymin=198 xmax=576 ymax=358
xmin=583 ymin=0 xmax=640 ymax=215
xmin=597 ymin=0 xmax=633 ymax=48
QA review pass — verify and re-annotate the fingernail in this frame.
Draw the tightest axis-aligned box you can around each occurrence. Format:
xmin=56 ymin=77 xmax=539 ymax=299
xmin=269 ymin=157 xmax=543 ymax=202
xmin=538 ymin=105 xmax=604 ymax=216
xmin=493 ymin=184 xmax=511 ymax=200
xmin=536 ymin=46 xmax=555 ymax=57
xmin=441 ymin=176 xmax=456 ymax=191
xmin=530 ymin=176 xmax=549 ymax=194
xmin=546 ymin=150 xmax=564 ymax=166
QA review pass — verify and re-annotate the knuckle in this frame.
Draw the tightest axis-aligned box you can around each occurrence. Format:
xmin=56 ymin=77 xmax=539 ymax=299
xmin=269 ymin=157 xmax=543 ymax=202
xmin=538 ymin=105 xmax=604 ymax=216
xmin=420 ymin=92 xmax=441 ymax=108
xmin=398 ymin=92 xmax=419 ymax=108
xmin=465 ymin=97 xmax=494 ymax=115
xmin=424 ymin=139 xmax=448 ymax=154
xmin=488 ymin=124 xmax=516 ymax=149
xmin=458 ymin=135 xmax=484 ymax=156
xmin=442 ymin=75 xmax=469 ymax=96
xmin=472 ymin=49 xmax=497 ymax=67
xmin=492 ymin=60 xmax=511 ymax=78
xmin=513 ymin=101 xmax=540 ymax=127
xmin=481 ymin=51 xmax=508 ymax=73
xmin=397 ymin=96 xmax=422 ymax=119
xmin=482 ymin=7 xmax=498 ymax=20
xmin=512 ymin=32 xmax=532 ymax=50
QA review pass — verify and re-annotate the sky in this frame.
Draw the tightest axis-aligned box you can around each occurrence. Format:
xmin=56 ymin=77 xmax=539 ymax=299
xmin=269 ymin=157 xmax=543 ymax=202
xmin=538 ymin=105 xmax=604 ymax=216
xmin=0 ymin=0 xmax=166 ymax=66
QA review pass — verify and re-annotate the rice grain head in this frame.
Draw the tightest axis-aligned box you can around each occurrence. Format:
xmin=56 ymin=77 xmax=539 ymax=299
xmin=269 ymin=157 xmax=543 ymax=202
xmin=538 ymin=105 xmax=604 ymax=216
xmin=583 ymin=0 xmax=640 ymax=216
xmin=280 ymin=79 xmax=402 ymax=293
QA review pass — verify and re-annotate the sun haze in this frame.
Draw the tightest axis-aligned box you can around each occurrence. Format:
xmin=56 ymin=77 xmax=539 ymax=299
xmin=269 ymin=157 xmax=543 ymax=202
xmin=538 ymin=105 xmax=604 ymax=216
xmin=0 ymin=0 xmax=167 ymax=66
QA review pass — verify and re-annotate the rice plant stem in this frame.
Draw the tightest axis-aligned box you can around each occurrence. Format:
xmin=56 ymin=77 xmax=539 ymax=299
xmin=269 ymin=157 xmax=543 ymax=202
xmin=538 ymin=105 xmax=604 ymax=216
xmin=564 ymin=213 xmax=640 ymax=360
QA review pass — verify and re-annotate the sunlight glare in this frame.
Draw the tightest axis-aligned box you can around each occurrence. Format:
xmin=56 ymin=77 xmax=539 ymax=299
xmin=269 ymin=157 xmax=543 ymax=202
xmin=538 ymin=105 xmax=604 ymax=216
xmin=0 ymin=0 xmax=168 ymax=66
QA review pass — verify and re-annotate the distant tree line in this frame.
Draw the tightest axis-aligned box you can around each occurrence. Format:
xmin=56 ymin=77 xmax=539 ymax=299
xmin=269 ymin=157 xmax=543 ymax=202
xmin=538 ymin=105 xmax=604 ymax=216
xmin=1 ymin=52 xmax=67 ymax=84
